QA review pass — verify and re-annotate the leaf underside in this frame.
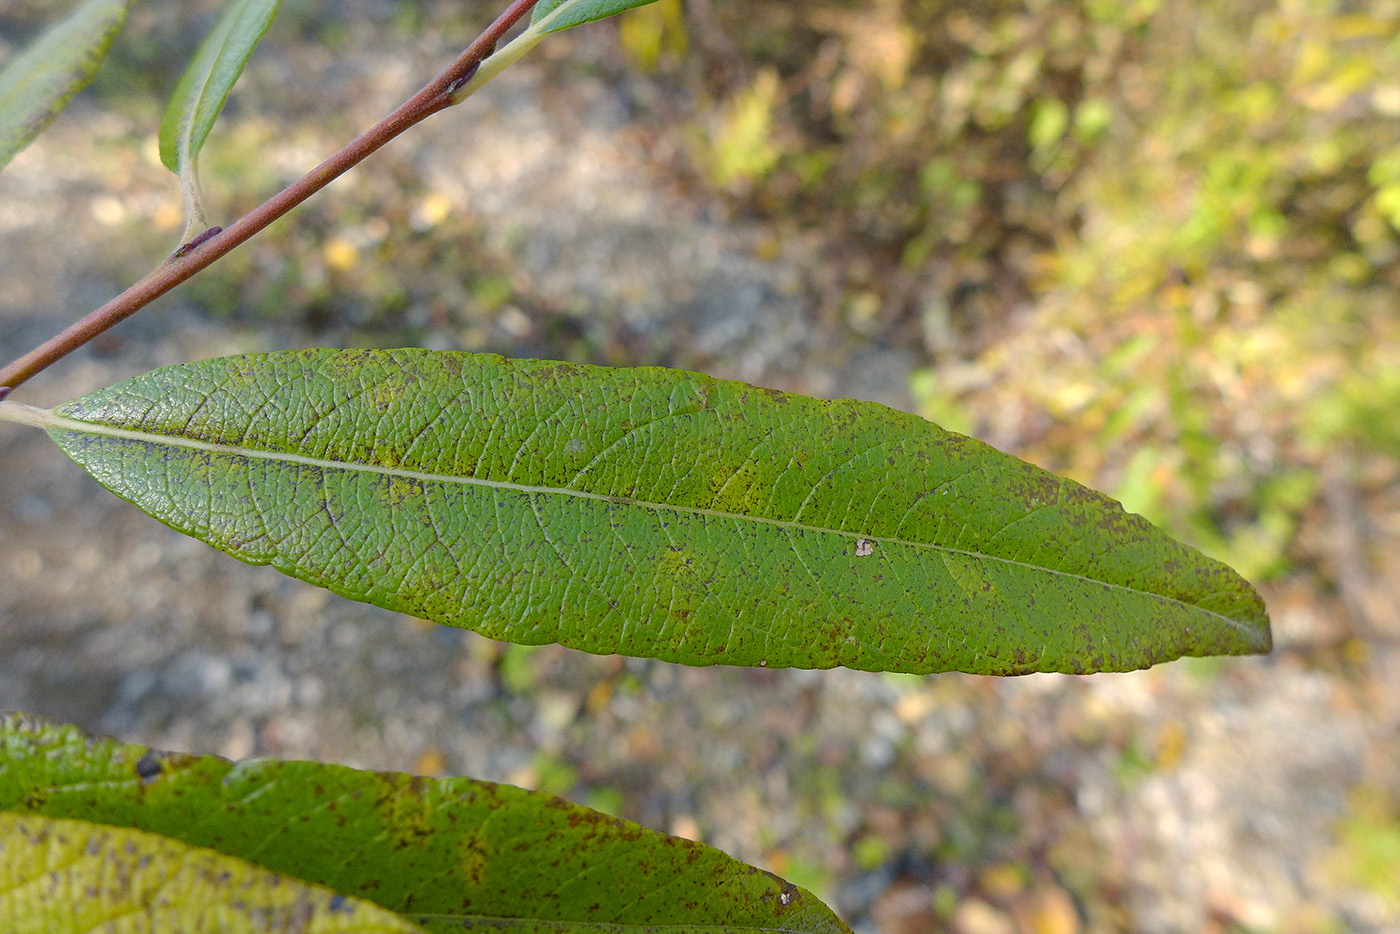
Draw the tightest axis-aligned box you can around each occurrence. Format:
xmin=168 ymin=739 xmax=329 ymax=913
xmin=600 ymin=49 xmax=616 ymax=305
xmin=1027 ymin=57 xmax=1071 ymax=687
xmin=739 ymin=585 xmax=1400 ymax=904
xmin=45 ymin=349 xmax=1270 ymax=675
xmin=0 ymin=713 xmax=848 ymax=934
xmin=158 ymin=0 xmax=282 ymax=174
xmin=531 ymin=0 xmax=662 ymax=35
xmin=0 ymin=0 xmax=132 ymax=170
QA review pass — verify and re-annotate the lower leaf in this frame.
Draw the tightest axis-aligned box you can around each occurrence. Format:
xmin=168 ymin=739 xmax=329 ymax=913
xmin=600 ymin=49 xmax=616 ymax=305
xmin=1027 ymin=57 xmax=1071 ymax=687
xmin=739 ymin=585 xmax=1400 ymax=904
xmin=0 ymin=713 xmax=849 ymax=934
xmin=0 ymin=811 xmax=427 ymax=934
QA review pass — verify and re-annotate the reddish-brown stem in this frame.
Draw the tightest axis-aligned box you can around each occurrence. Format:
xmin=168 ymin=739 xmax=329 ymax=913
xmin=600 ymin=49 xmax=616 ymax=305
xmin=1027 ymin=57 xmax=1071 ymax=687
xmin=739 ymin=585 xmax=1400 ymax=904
xmin=0 ymin=0 xmax=540 ymax=395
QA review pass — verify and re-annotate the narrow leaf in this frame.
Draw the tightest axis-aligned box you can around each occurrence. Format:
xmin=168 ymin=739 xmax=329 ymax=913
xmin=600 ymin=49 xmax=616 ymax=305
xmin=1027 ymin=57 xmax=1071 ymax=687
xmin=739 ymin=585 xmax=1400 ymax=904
xmin=0 ymin=811 xmax=428 ymax=933
xmin=0 ymin=714 xmax=849 ymax=934
xmin=530 ymin=0 xmax=661 ymax=35
xmin=0 ymin=0 xmax=132 ymax=170
xmin=158 ymin=0 xmax=281 ymax=225
xmin=30 ymin=349 xmax=1269 ymax=674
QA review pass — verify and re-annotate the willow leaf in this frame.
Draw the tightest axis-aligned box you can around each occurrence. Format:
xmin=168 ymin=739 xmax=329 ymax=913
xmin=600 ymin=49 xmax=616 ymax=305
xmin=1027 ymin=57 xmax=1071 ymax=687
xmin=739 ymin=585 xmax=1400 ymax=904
xmin=0 ymin=714 xmax=848 ymax=934
xmin=14 ymin=348 xmax=1269 ymax=674
xmin=158 ymin=0 xmax=281 ymax=226
xmin=530 ymin=0 xmax=661 ymax=35
xmin=0 ymin=812 xmax=428 ymax=934
xmin=0 ymin=0 xmax=132 ymax=170
xmin=159 ymin=0 xmax=281 ymax=172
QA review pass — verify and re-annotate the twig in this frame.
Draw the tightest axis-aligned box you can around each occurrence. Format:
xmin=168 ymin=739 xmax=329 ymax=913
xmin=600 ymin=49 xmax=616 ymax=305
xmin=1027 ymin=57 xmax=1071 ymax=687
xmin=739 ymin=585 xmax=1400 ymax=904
xmin=0 ymin=0 xmax=541 ymax=395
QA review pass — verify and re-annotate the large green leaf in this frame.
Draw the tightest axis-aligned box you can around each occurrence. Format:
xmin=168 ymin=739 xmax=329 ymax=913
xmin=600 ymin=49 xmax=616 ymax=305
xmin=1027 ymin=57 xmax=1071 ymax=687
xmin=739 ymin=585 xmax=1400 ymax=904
xmin=530 ymin=0 xmax=661 ymax=36
xmin=9 ymin=348 xmax=1269 ymax=674
xmin=0 ymin=714 xmax=848 ymax=934
xmin=158 ymin=0 xmax=281 ymax=226
xmin=0 ymin=812 xmax=429 ymax=933
xmin=0 ymin=0 xmax=132 ymax=170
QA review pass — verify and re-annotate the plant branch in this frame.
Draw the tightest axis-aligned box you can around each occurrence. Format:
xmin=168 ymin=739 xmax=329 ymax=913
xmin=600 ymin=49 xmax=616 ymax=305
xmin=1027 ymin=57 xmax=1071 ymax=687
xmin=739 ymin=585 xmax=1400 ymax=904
xmin=0 ymin=0 xmax=542 ymax=397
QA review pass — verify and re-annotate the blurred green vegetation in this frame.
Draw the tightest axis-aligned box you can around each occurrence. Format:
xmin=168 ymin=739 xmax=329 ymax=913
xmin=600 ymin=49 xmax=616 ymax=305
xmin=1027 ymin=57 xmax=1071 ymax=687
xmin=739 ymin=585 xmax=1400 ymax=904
xmin=680 ymin=0 xmax=1400 ymax=581
xmin=1331 ymin=787 xmax=1400 ymax=912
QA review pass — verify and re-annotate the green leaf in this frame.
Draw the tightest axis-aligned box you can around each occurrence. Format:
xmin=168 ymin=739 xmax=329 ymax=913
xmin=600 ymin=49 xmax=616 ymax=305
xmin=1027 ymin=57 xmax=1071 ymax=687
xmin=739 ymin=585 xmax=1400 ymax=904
xmin=0 ymin=714 xmax=849 ymax=934
xmin=26 ymin=348 xmax=1268 ymax=674
xmin=158 ymin=0 xmax=281 ymax=225
xmin=530 ymin=0 xmax=661 ymax=36
xmin=0 ymin=0 xmax=132 ymax=171
xmin=0 ymin=812 xmax=429 ymax=933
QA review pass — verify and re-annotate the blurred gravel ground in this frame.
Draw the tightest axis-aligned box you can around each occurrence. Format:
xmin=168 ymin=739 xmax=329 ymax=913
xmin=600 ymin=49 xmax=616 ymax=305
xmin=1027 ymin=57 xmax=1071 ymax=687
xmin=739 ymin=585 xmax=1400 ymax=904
xmin=2 ymin=6 xmax=1398 ymax=933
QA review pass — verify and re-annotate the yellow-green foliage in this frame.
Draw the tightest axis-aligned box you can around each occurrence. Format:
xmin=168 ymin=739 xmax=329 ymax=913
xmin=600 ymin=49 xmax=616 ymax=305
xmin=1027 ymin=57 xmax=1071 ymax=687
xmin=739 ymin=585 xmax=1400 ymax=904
xmin=701 ymin=0 xmax=1398 ymax=581
xmin=618 ymin=0 xmax=687 ymax=72
xmin=984 ymin=0 xmax=1400 ymax=580
xmin=1330 ymin=788 xmax=1400 ymax=911
xmin=701 ymin=68 xmax=785 ymax=190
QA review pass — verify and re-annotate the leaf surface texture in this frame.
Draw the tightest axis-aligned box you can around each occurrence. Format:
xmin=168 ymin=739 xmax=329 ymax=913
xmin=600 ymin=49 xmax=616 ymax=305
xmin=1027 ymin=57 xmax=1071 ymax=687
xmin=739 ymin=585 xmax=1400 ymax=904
xmin=0 ymin=811 xmax=428 ymax=933
xmin=44 ymin=349 xmax=1270 ymax=674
